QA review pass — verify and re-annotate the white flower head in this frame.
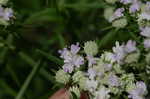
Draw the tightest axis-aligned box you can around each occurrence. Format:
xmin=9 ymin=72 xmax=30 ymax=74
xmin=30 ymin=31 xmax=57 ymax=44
xmin=125 ymin=52 xmax=140 ymax=64
xmin=125 ymin=40 xmax=137 ymax=53
xmin=86 ymin=79 xmax=98 ymax=93
xmin=108 ymin=74 xmax=120 ymax=87
xmin=59 ymin=43 xmax=84 ymax=73
xmin=140 ymin=27 xmax=150 ymax=37
xmin=101 ymin=52 xmax=116 ymax=63
xmin=0 ymin=5 xmax=13 ymax=25
xmin=144 ymin=38 xmax=150 ymax=49
xmin=55 ymin=70 xmax=70 ymax=84
xmin=104 ymin=7 xmax=114 ymax=22
xmin=72 ymin=71 xmax=85 ymax=83
xmin=112 ymin=41 xmax=126 ymax=63
xmin=94 ymin=86 xmax=110 ymax=99
xmin=112 ymin=18 xmax=128 ymax=28
xmin=87 ymin=68 xmax=97 ymax=79
xmin=84 ymin=41 xmax=98 ymax=56
xmin=128 ymin=81 xmax=147 ymax=99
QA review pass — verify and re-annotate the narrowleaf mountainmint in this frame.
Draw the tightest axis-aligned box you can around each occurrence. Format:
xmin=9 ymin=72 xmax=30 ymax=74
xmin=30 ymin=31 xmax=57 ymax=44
xmin=0 ymin=0 xmax=14 ymax=25
xmin=112 ymin=18 xmax=128 ymax=28
xmin=55 ymin=70 xmax=70 ymax=84
xmin=54 ymin=1 xmax=150 ymax=98
xmin=84 ymin=41 xmax=98 ymax=56
xmin=55 ymin=39 xmax=148 ymax=99
xmin=58 ymin=43 xmax=84 ymax=73
xmin=103 ymin=0 xmax=150 ymax=29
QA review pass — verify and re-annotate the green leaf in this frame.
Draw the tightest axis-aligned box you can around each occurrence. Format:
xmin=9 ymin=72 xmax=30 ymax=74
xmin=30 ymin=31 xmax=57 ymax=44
xmin=98 ymin=28 xmax=119 ymax=48
xmin=36 ymin=49 xmax=63 ymax=65
xmin=18 ymin=52 xmax=55 ymax=82
xmin=24 ymin=8 xmax=63 ymax=25
xmin=15 ymin=60 xmax=41 ymax=99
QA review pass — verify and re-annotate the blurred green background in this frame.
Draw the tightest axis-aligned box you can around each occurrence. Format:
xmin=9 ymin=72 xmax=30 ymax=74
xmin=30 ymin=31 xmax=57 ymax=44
xmin=0 ymin=0 xmax=138 ymax=99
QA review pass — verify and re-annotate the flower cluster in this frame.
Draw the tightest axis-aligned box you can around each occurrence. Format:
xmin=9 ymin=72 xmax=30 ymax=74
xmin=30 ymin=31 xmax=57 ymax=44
xmin=0 ymin=0 xmax=14 ymax=25
xmin=54 ymin=0 xmax=150 ymax=98
xmin=104 ymin=0 xmax=150 ymax=28
xmin=55 ymin=40 xmax=149 ymax=99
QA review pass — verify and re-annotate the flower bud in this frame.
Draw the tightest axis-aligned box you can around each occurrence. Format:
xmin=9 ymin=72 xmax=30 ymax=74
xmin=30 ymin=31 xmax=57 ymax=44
xmin=84 ymin=41 xmax=98 ymax=56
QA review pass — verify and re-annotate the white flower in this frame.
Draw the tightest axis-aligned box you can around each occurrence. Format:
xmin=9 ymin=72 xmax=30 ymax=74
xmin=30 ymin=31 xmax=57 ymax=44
xmin=104 ymin=7 xmax=114 ymax=22
xmin=110 ymin=8 xmax=125 ymax=22
xmin=3 ymin=8 xmax=13 ymax=21
xmin=108 ymin=74 xmax=120 ymax=87
xmin=129 ymin=1 xmax=141 ymax=13
xmin=112 ymin=18 xmax=128 ymax=28
xmin=112 ymin=41 xmax=126 ymax=63
xmin=113 ymin=64 xmax=124 ymax=74
xmin=94 ymin=86 xmax=110 ymax=99
xmin=125 ymin=40 xmax=137 ymax=53
xmin=79 ymin=77 xmax=87 ymax=90
xmin=55 ymin=70 xmax=70 ymax=84
xmin=86 ymin=55 xmax=97 ymax=67
xmin=0 ymin=5 xmax=13 ymax=25
xmin=72 ymin=71 xmax=85 ymax=83
xmin=101 ymin=52 xmax=116 ymax=63
xmin=72 ymin=71 xmax=87 ymax=90
xmin=125 ymin=52 xmax=140 ymax=64
xmin=84 ymin=41 xmax=98 ymax=56
xmin=63 ymin=63 xmax=74 ymax=73
xmin=87 ymin=68 xmax=97 ymax=79
xmin=59 ymin=44 xmax=84 ymax=73
xmin=144 ymin=38 xmax=150 ymax=49
xmin=140 ymin=27 xmax=150 ymax=37
xmin=121 ymin=73 xmax=135 ymax=85
xmin=138 ymin=12 xmax=150 ymax=21
xmin=128 ymin=81 xmax=147 ymax=99
xmin=86 ymin=79 xmax=98 ymax=93
xmin=126 ymin=81 xmax=136 ymax=92
xmin=136 ymin=81 xmax=147 ymax=95
xmin=95 ymin=61 xmax=105 ymax=75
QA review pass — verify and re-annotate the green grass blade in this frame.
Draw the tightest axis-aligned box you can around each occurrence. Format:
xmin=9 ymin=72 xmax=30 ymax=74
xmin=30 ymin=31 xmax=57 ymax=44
xmin=15 ymin=60 xmax=41 ymax=99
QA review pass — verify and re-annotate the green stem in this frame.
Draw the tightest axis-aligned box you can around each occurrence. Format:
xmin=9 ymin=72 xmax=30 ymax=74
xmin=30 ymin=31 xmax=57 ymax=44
xmin=36 ymin=49 xmax=63 ymax=65
xmin=18 ymin=51 xmax=56 ymax=82
xmin=98 ymin=28 xmax=119 ymax=48
xmin=101 ymin=26 xmax=113 ymax=31
xmin=128 ymin=32 xmax=141 ymax=44
xmin=15 ymin=60 xmax=41 ymax=99
xmin=6 ymin=64 xmax=21 ymax=87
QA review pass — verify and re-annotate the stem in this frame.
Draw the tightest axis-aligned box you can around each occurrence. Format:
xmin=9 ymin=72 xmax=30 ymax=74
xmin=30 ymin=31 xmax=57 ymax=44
xmin=6 ymin=64 xmax=21 ymax=87
xmin=18 ymin=51 xmax=55 ymax=82
xmin=101 ymin=26 xmax=113 ymax=31
xmin=15 ymin=60 xmax=41 ymax=99
xmin=36 ymin=49 xmax=63 ymax=65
